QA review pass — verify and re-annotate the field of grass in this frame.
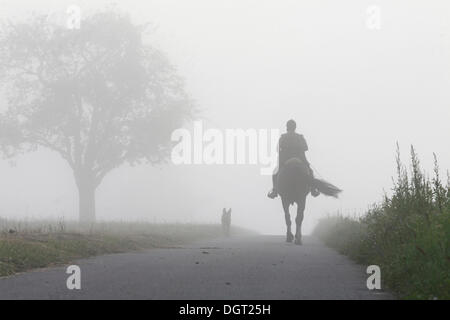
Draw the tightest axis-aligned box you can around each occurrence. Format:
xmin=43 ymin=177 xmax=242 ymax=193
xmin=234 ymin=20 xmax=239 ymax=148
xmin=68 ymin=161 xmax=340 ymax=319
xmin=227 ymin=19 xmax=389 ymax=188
xmin=314 ymin=146 xmax=450 ymax=300
xmin=0 ymin=220 xmax=253 ymax=277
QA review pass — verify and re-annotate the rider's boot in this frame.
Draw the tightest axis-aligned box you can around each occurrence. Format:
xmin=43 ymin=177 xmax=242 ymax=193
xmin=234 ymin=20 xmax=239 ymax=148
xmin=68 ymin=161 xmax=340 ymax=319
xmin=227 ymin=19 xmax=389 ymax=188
xmin=267 ymin=188 xmax=278 ymax=199
xmin=308 ymin=166 xmax=320 ymax=197
xmin=311 ymin=187 xmax=320 ymax=197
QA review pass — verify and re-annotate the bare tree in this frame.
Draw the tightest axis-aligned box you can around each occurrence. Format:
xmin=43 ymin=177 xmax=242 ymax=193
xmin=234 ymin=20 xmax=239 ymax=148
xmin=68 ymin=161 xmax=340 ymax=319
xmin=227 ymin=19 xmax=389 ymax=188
xmin=0 ymin=11 xmax=193 ymax=224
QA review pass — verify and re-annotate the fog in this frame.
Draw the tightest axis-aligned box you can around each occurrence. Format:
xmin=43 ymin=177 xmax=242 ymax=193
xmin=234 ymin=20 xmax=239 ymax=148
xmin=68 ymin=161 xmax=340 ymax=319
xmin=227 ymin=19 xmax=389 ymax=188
xmin=0 ymin=0 xmax=449 ymax=234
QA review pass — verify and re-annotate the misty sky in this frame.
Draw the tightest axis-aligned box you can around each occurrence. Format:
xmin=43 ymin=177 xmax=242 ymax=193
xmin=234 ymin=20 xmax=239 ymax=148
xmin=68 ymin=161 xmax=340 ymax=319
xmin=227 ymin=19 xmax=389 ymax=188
xmin=0 ymin=0 xmax=449 ymax=234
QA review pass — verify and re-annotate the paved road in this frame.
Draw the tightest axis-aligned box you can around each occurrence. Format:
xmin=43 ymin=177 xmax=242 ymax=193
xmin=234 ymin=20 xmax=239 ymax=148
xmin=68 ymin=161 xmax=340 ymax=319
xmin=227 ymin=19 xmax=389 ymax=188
xmin=0 ymin=235 xmax=392 ymax=299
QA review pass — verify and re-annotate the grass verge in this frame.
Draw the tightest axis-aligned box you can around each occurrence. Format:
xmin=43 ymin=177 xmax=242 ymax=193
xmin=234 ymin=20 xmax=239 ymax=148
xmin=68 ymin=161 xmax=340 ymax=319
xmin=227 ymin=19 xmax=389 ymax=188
xmin=0 ymin=222 xmax=253 ymax=277
xmin=314 ymin=146 xmax=450 ymax=299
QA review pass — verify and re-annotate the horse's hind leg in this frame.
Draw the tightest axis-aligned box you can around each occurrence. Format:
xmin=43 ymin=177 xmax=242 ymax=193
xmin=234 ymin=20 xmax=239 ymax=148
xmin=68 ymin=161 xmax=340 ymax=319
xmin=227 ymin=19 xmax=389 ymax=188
xmin=295 ymin=197 xmax=306 ymax=245
xmin=282 ymin=198 xmax=294 ymax=242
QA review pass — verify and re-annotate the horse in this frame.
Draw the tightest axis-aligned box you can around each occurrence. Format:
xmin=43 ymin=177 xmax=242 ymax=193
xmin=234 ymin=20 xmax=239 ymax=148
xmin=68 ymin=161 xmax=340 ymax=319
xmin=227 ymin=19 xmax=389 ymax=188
xmin=277 ymin=158 xmax=342 ymax=245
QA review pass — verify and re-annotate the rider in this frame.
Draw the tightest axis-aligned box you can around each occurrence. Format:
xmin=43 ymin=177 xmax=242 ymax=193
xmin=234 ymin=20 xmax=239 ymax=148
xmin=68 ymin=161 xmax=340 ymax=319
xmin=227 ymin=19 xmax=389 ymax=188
xmin=267 ymin=119 xmax=319 ymax=199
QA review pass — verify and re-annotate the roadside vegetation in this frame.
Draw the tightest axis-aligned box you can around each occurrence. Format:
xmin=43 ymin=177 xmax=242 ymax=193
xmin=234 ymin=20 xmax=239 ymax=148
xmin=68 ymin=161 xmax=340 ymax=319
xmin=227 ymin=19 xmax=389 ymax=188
xmin=0 ymin=221 xmax=252 ymax=277
xmin=314 ymin=146 xmax=450 ymax=299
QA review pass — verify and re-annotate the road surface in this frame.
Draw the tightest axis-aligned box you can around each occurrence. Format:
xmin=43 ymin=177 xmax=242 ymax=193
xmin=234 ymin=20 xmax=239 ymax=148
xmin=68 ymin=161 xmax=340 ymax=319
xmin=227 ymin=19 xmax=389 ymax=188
xmin=0 ymin=235 xmax=392 ymax=299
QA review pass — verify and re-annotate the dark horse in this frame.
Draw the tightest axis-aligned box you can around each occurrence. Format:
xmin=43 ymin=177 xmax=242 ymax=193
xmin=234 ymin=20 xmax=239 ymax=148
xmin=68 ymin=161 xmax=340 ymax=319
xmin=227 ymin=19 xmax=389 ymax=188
xmin=277 ymin=158 xmax=342 ymax=245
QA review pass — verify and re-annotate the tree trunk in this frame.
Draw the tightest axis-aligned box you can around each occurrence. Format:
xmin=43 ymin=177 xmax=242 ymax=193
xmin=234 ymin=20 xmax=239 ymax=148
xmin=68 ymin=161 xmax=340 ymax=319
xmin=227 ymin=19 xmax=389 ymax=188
xmin=77 ymin=174 xmax=96 ymax=226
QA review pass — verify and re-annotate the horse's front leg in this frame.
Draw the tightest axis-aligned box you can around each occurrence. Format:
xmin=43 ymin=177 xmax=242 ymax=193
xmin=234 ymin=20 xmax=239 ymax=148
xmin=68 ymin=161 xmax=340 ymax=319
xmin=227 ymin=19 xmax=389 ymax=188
xmin=295 ymin=197 xmax=306 ymax=245
xmin=282 ymin=198 xmax=294 ymax=242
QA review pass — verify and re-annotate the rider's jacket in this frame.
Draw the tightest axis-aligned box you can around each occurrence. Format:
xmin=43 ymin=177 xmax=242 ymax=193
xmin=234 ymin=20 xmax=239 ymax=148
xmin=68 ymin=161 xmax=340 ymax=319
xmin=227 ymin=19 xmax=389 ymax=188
xmin=278 ymin=132 xmax=308 ymax=168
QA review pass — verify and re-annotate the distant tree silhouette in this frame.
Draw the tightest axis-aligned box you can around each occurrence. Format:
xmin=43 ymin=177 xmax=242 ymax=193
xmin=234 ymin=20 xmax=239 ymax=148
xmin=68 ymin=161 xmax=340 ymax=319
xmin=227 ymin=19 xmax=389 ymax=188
xmin=0 ymin=10 xmax=193 ymax=224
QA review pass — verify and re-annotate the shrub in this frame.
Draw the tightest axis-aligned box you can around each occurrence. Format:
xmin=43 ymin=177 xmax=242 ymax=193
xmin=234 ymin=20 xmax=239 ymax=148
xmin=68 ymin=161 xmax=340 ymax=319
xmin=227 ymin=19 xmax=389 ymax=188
xmin=314 ymin=145 xmax=450 ymax=299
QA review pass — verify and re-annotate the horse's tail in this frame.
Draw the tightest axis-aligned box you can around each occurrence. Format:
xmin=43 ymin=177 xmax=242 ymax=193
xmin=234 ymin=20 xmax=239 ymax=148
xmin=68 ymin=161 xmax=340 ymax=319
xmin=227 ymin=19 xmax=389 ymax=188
xmin=311 ymin=178 xmax=342 ymax=198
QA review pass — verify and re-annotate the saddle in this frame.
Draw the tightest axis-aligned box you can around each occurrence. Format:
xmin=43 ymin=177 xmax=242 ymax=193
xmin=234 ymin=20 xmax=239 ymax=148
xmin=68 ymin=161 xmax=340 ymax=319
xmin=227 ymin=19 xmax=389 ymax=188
xmin=282 ymin=158 xmax=312 ymax=177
